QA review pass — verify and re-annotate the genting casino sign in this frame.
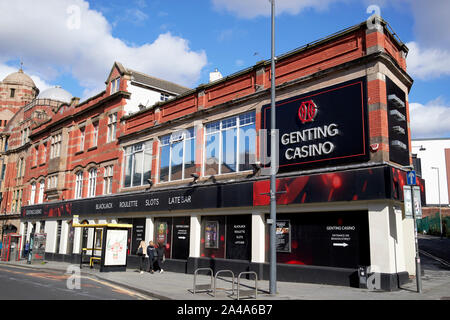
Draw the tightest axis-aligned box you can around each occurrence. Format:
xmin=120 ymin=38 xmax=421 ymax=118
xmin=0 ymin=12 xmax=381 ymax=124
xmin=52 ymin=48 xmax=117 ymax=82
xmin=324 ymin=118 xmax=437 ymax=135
xmin=262 ymin=78 xmax=369 ymax=171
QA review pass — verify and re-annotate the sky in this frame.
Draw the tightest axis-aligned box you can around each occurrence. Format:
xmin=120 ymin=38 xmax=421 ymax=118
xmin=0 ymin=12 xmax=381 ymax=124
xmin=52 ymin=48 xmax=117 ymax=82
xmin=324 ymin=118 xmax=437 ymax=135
xmin=0 ymin=0 xmax=449 ymax=139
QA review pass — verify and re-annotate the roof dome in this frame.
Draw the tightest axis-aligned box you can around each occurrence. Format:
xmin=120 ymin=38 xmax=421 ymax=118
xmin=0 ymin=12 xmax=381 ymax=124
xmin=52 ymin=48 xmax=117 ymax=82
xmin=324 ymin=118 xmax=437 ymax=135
xmin=2 ymin=69 xmax=36 ymax=88
xmin=37 ymin=86 xmax=73 ymax=104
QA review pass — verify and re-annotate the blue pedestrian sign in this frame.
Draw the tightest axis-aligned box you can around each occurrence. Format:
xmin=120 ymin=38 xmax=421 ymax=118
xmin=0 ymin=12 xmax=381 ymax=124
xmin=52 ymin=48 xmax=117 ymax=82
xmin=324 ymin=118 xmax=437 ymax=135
xmin=407 ymin=171 xmax=416 ymax=186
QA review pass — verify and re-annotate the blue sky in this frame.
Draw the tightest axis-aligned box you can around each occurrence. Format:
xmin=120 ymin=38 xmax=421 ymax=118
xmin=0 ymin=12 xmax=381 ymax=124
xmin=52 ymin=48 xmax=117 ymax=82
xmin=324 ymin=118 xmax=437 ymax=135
xmin=0 ymin=0 xmax=449 ymax=138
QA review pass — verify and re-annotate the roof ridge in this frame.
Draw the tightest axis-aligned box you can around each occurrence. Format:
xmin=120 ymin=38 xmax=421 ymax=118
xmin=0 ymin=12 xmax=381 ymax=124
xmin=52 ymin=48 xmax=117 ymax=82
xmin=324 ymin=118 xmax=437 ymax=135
xmin=126 ymin=68 xmax=191 ymax=90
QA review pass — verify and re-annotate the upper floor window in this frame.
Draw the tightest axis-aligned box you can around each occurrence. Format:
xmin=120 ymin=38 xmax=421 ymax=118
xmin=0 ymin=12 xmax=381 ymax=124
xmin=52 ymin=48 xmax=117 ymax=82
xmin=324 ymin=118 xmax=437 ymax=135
xmin=33 ymin=146 xmax=39 ymax=167
xmin=92 ymin=122 xmax=99 ymax=147
xmin=10 ymin=88 xmax=15 ymax=98
xmin=160 ymin=93 xmax=170 ymax=102
xmin=12 ymin=189 xmax=22 ymax=213
xmin=110 ymin=78 xmax=120 ymax=94
xmin=203 ymin=111 xmax=256 ymax=176
xmin=50 ymin=134 xmax=62 ymax=158
xmin=87 ymin=168 xmax=97 ymax=197
xmin=160 ymin=129 xmax=196 ymax=182
xmin=30 ymin=182 xmax=36 ymax=205
xmin=78 ymin=127 xmax=85 ymax=152
xmin=103 ymin=165 xmax=114 ymax=195
xmin=75 ymin=171 xmax=83 ymax=199
xmin=123 ymin=141 xmax=152 ymax=188
xmin=1 ymin=164 xmax=6 ymax=180
xmin=107 ymin=113 xmax=117 ymax=143
xmin=41 ymin=142 xmax=47 ymax=164
xmin=47 ymin=175 xmax=58 ymax=189
xmin=17 ymin=157 xmax=25 ymax=178
xmin=38 ymin=180 xmax=45 ymax=204
xmin=21 ymin=128 xmax=29 ymax=146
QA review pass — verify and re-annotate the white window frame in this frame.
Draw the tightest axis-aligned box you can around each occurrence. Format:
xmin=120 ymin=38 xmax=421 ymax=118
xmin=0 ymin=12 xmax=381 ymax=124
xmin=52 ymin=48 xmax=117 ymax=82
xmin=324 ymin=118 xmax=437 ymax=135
xmin=107 ymin=113 xmax=117 ymax=143
xmin=47 ymin=175 xmax=58 ymax=189
xmin=79 ymin=127 xmax=85 ymax=152
xmin=202 ymin=111 xmax=256 ymax=177
xmin=123 ymin=141 xmax=153 ymax=188
xmin=92 ymin=122 xmax=99 ymax=147
xmin=159 ymin=129 xmax=196 ymax=183
xmin=110 ymin=78 xmax=120 ymax=94
xmin=50 ymin=134 xmax=61 ymax=159
xmin=103 ymin=165 xmax=113 ymax=195
xmin=38 ymin=180 xmax=45 ymax=203
xmin=87 ymin=168 xmax=97 ymax=198
xmin=30 ymin=182 xmax=36 ymax=205
xmin=160 ymin=93 xmax=170 ymax=101
xmin=75 ymin=171 xmax=83 ymax=199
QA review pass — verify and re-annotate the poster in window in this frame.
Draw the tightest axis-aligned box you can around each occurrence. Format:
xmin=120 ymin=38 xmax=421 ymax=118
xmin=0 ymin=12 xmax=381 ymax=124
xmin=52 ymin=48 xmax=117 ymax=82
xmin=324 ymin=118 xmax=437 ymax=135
xmin=104 ymin=229 xmax=128 ymax=266
xmin=156 ymin=222 xmax=168 ymax=245
xmin=205 ymin=221 xmax=219 ymax=249
xmin=276 ymin=220 xmax=291 ymax=253
xmin=226 ymin=215 xmax=251 ymax=260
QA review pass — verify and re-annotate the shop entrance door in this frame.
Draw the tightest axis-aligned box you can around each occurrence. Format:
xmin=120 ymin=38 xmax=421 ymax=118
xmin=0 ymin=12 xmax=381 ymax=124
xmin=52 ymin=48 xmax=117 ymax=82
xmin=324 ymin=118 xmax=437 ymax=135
xmin=172 ymin=217 xmax=190 ymax=260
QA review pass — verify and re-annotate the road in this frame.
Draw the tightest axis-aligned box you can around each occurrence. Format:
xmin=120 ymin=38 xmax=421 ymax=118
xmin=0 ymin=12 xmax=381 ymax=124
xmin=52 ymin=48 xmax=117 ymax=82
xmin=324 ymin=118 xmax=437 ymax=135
xmin=419 ymin=235 xmax=450 ymax=271
xmin=0 ymin=264 xmax=153 ymax=300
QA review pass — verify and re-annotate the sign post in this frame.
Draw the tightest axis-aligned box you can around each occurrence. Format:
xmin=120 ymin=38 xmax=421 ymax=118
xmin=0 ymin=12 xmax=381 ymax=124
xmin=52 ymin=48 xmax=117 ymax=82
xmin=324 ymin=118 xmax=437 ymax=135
xmin=269 ymin=0 xmax=277 ymax=295
xmin=406 ymin=170 xmax=422 ymax=293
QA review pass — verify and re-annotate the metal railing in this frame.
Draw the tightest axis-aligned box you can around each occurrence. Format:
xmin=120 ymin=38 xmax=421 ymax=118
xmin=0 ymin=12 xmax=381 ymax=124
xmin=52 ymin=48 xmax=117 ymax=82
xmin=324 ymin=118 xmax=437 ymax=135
xmin=237 ymin=271 xmax=258 ymax=300
xmin=193 ymin=268 xmax=259 ymax=300
xmin=214 ymin=270 xmax=235 ymax=297
xmin=193 ymin=268 xmax=214 ymax=294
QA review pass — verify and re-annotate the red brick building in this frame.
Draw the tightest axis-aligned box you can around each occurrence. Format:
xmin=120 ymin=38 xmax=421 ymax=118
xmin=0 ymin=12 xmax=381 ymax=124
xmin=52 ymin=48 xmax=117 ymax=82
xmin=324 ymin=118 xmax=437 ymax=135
xmin=0 ymin=68 xmax=39 ymax=235
xmin=14 ymin=18 xmax=424 ymax=290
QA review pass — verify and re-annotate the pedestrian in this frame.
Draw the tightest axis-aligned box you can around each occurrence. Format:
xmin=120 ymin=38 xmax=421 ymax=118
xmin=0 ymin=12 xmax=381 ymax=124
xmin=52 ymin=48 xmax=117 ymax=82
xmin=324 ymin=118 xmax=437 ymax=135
xmin=24 ymin=241 xmax=30 ymax=258
xmin=155 ymin=240 xmax=165 ymax=273
xmin=136 ymin=240 xmax=147 ymax=274
xmin=147 ymin=241 xmax=156 ymax=274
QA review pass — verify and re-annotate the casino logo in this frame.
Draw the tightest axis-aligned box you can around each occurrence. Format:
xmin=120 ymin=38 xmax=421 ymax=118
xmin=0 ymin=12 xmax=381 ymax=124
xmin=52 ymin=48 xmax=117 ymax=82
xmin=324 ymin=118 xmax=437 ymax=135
xmin=298 ymin=100 xmax=318 ymax=124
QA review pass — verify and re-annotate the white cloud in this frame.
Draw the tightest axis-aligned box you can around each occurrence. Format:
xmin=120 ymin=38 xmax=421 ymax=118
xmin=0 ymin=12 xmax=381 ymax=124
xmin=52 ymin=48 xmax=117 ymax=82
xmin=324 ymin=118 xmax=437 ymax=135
xmin=409 ymin=98 xmax=450 ymax=138
xmin=211 ymin=0 xmax=347 ymax=19
xmin=402 ymin=1 xmax=450 ymax=80
xmin=406 ymin=42 xmax=450 ymax=80
xmin=0 ymin=0 xmax=207 ymax=97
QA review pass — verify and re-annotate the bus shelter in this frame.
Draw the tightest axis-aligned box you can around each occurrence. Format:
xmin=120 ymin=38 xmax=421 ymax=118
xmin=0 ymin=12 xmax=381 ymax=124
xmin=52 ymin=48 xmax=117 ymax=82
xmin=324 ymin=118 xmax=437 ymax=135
xmin=73 ymin=218 xmax=132 ymax=272
xmin=1 ymin=234 xmax=22 ymax=262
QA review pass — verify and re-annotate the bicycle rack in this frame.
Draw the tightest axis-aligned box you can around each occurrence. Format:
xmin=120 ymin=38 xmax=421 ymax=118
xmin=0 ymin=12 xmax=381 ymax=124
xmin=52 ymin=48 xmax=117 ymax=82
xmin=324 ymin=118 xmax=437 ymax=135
xmin=214 ymin=270 xmax=235 ymax=297
xmin=193 ymin=268 xmax=214 ymax=294
xmin=237 ymin=271 xmax=258 ymax=300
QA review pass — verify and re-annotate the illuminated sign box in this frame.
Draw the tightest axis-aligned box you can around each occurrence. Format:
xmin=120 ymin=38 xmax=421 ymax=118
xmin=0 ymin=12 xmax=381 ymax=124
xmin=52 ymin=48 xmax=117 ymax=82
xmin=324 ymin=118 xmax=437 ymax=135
xmin=262 ymin=77 xmax=369 ymax=171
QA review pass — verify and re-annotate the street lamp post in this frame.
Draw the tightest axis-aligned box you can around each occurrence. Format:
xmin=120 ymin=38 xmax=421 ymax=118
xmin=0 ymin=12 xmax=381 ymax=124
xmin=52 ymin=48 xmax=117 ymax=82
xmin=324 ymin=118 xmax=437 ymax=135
xmin=431 ymin=167 xmax=443 ymax=238
xmin=269 ymin=0 xmax=277 ymax=295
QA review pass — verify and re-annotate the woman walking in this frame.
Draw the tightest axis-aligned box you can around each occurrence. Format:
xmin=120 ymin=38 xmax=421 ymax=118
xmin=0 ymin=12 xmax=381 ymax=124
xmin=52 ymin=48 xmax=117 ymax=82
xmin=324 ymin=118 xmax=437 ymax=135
xmin=147 ymin=241 xmax=156 ymax=274
xmin=136 ymin=240 xmax=147 ymax=274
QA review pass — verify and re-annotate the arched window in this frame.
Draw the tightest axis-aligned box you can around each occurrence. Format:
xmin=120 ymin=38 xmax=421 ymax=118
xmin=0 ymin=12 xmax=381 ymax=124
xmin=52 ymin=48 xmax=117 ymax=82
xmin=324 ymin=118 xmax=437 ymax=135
xmin=38 ymin=180 xmax=45 ymax=203
xmin=75 ymin=171 xmax=83 ymax=199
xmin=30 ymin=182 xmax=36 ymax=205
xmin=87 ymin=168 xmax=97 ymax=198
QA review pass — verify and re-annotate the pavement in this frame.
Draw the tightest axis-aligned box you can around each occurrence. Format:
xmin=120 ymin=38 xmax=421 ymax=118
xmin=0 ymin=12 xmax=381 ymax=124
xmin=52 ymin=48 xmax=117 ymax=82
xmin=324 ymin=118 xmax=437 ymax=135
xmin=1 ymin=256 xmax=450 ymax=300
